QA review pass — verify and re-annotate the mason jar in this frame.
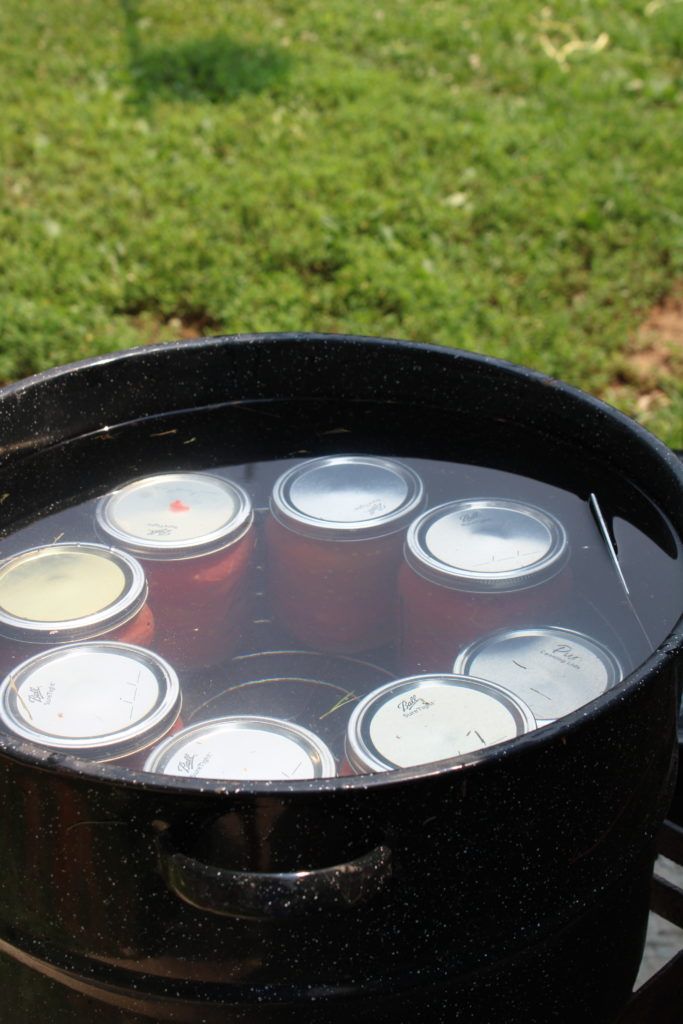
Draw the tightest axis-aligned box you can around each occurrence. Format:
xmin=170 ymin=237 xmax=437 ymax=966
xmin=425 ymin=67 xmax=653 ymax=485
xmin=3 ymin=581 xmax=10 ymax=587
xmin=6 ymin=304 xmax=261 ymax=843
xmin=454 ymin=625 xmax=624 ymax=727
xmin=398 ymin=498 xmax=571 ymax=673
xmin=266 ymin=455 xmax=424 ymax=654
xmin=0 ymin=641 xmax=182 ymax=766
xmin=345 ymin=673 xmax=536 ymax=774
xmin=144 ymin=715 xmax=337 ymax=780
xmin=0 ymin=542 xmax=154 ymax=669
xmin=96 ymin=472 xmax=255 ymax=669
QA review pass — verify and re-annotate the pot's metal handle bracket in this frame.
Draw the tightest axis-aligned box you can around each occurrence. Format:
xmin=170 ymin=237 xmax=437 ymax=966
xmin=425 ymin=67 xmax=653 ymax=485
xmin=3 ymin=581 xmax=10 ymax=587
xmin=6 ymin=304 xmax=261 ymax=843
xmin=155 ymin=828 xmax=392 ymax=919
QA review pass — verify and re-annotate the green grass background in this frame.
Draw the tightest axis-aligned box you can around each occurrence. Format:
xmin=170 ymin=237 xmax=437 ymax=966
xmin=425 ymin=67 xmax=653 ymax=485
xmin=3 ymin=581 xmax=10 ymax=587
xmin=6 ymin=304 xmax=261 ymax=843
xmin=1 ymin=0 xmax=682 ymax=445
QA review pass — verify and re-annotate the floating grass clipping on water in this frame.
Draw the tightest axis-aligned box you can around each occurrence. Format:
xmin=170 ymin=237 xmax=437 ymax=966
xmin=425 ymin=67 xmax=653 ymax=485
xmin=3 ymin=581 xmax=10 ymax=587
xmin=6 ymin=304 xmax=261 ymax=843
xmin=319 ymin=692 xmax=357 ymax=720
xmin=8 ymin=674 xmax=32 ymax=721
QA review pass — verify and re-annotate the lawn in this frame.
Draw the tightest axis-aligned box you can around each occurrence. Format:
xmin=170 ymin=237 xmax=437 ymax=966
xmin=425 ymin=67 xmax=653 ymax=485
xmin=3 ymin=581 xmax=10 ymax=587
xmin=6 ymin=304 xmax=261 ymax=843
xmin=1 ymin=0 xmax=682 ymax=445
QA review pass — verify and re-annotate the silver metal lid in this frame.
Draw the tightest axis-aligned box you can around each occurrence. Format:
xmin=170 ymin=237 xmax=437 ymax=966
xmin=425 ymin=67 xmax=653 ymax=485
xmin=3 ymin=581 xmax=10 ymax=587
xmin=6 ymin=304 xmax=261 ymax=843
xmin=143 ymin=716 xmax=337 ymax=780
xmin=0 ymin=642 xmax=181 ymax=760
xmin=96 ymin=472 xmax=253 ymax=559
xmin=270 ymin=456 xmax=424 ymax=540
xmin=454 ymin=626 xmax=623 ymax=725
xmin=345 ymin=673 xmax=536 ymax=773
xmin=405 ymin=499 xmax=568 ymax=592
xmin=0 ymin=542 xmax=148 ymax=642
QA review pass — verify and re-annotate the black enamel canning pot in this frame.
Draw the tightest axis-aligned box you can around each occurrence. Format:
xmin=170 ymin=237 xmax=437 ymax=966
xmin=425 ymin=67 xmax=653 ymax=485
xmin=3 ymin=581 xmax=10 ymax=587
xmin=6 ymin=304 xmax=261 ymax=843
xmin=0 ymin=333 xmax=681 ymax=1024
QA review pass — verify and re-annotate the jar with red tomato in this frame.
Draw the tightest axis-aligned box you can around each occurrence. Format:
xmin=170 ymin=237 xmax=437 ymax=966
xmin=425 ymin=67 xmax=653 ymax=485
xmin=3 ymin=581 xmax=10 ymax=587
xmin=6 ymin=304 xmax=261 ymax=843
xmin=0 ymin=542 xmax=154 ymax=669
xmin=398 ymin=498 xmax=571 ymax=674
xmin=266 ymin=455 xmax=424 ymax=654
xmin=96 ymin=472 xmax=255 ymax=670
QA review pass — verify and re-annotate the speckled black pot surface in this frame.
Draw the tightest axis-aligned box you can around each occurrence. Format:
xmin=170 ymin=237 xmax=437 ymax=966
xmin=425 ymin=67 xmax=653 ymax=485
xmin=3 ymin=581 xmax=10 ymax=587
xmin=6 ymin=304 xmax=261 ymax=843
xmin=0 ymin=334 xmax=681 ymax=1024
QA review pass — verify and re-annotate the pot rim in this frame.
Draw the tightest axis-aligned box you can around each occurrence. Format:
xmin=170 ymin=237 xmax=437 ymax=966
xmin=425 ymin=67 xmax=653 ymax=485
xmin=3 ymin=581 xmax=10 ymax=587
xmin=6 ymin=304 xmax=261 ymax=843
xmin=0 ymin=331 xmax=681 ymax=795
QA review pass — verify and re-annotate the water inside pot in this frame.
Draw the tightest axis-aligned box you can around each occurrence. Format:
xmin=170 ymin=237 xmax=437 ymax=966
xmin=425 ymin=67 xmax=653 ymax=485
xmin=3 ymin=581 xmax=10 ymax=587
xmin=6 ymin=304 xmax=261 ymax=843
xmin=0 ymin=396 xmax=679 ymax=780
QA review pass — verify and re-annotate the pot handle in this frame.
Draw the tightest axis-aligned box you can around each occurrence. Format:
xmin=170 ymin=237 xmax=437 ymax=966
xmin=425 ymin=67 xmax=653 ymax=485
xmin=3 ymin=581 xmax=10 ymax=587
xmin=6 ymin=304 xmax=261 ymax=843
xmin=155 ymin=828 xmax=392 ymax=919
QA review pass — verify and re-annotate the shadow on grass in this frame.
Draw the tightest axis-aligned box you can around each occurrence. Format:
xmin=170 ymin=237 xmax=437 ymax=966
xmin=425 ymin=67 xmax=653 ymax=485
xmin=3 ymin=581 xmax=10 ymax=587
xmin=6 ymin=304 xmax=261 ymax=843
xmin=120 ymin=1 xmax=291 ymax=109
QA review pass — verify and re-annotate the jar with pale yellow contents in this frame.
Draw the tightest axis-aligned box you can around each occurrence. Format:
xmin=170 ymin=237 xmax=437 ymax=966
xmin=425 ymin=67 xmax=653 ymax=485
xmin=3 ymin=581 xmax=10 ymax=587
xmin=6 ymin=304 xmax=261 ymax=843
xmin=0 ymin=542 xmax=154 ymax=668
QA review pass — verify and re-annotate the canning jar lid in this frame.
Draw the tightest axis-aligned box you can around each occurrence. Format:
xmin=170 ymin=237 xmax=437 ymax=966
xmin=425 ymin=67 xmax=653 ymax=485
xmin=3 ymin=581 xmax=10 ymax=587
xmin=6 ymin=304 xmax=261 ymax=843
xmin=345 ymin=673 xmax=537 ymax=774
xmin=0 ymin=642 xmax=181 ymax=760
xmin=454 ymin=626 xmax=623 ymax=725
xmin=404 ymin=498 xmax=569 ymax=592
xmin=0 ymin=542 xmax=148 ymax=643
xmin=96 ymin=472 xmax=253 ymax=559
xmin=143 ymin=715 xmax=337 ymax=780
xmin=270 ymin=455 xmax=424 ymax=540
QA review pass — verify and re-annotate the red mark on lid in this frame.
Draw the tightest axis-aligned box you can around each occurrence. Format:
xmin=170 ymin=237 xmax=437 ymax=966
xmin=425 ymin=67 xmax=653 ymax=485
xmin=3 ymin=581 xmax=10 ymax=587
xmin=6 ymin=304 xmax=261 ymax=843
xmin=169 ymin=500 xmax=190 ymax=513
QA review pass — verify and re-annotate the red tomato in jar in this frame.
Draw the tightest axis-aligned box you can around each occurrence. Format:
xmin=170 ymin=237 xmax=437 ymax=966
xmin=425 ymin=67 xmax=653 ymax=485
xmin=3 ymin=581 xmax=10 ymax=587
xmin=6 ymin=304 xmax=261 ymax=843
xmin=398 ymin=561 xmax=571 ymax=674
xmin=96 ymin=473 xmax=255 ymax=670
xmin=142 ymin=526 xmax=256 ymax=670
xmin=398 ymin=499 xmax=572 ymax=674
xmin=266 ymin=515 xmax=403 ymax=654
xmin=266 ymin=456 xmax=425 ymax=656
